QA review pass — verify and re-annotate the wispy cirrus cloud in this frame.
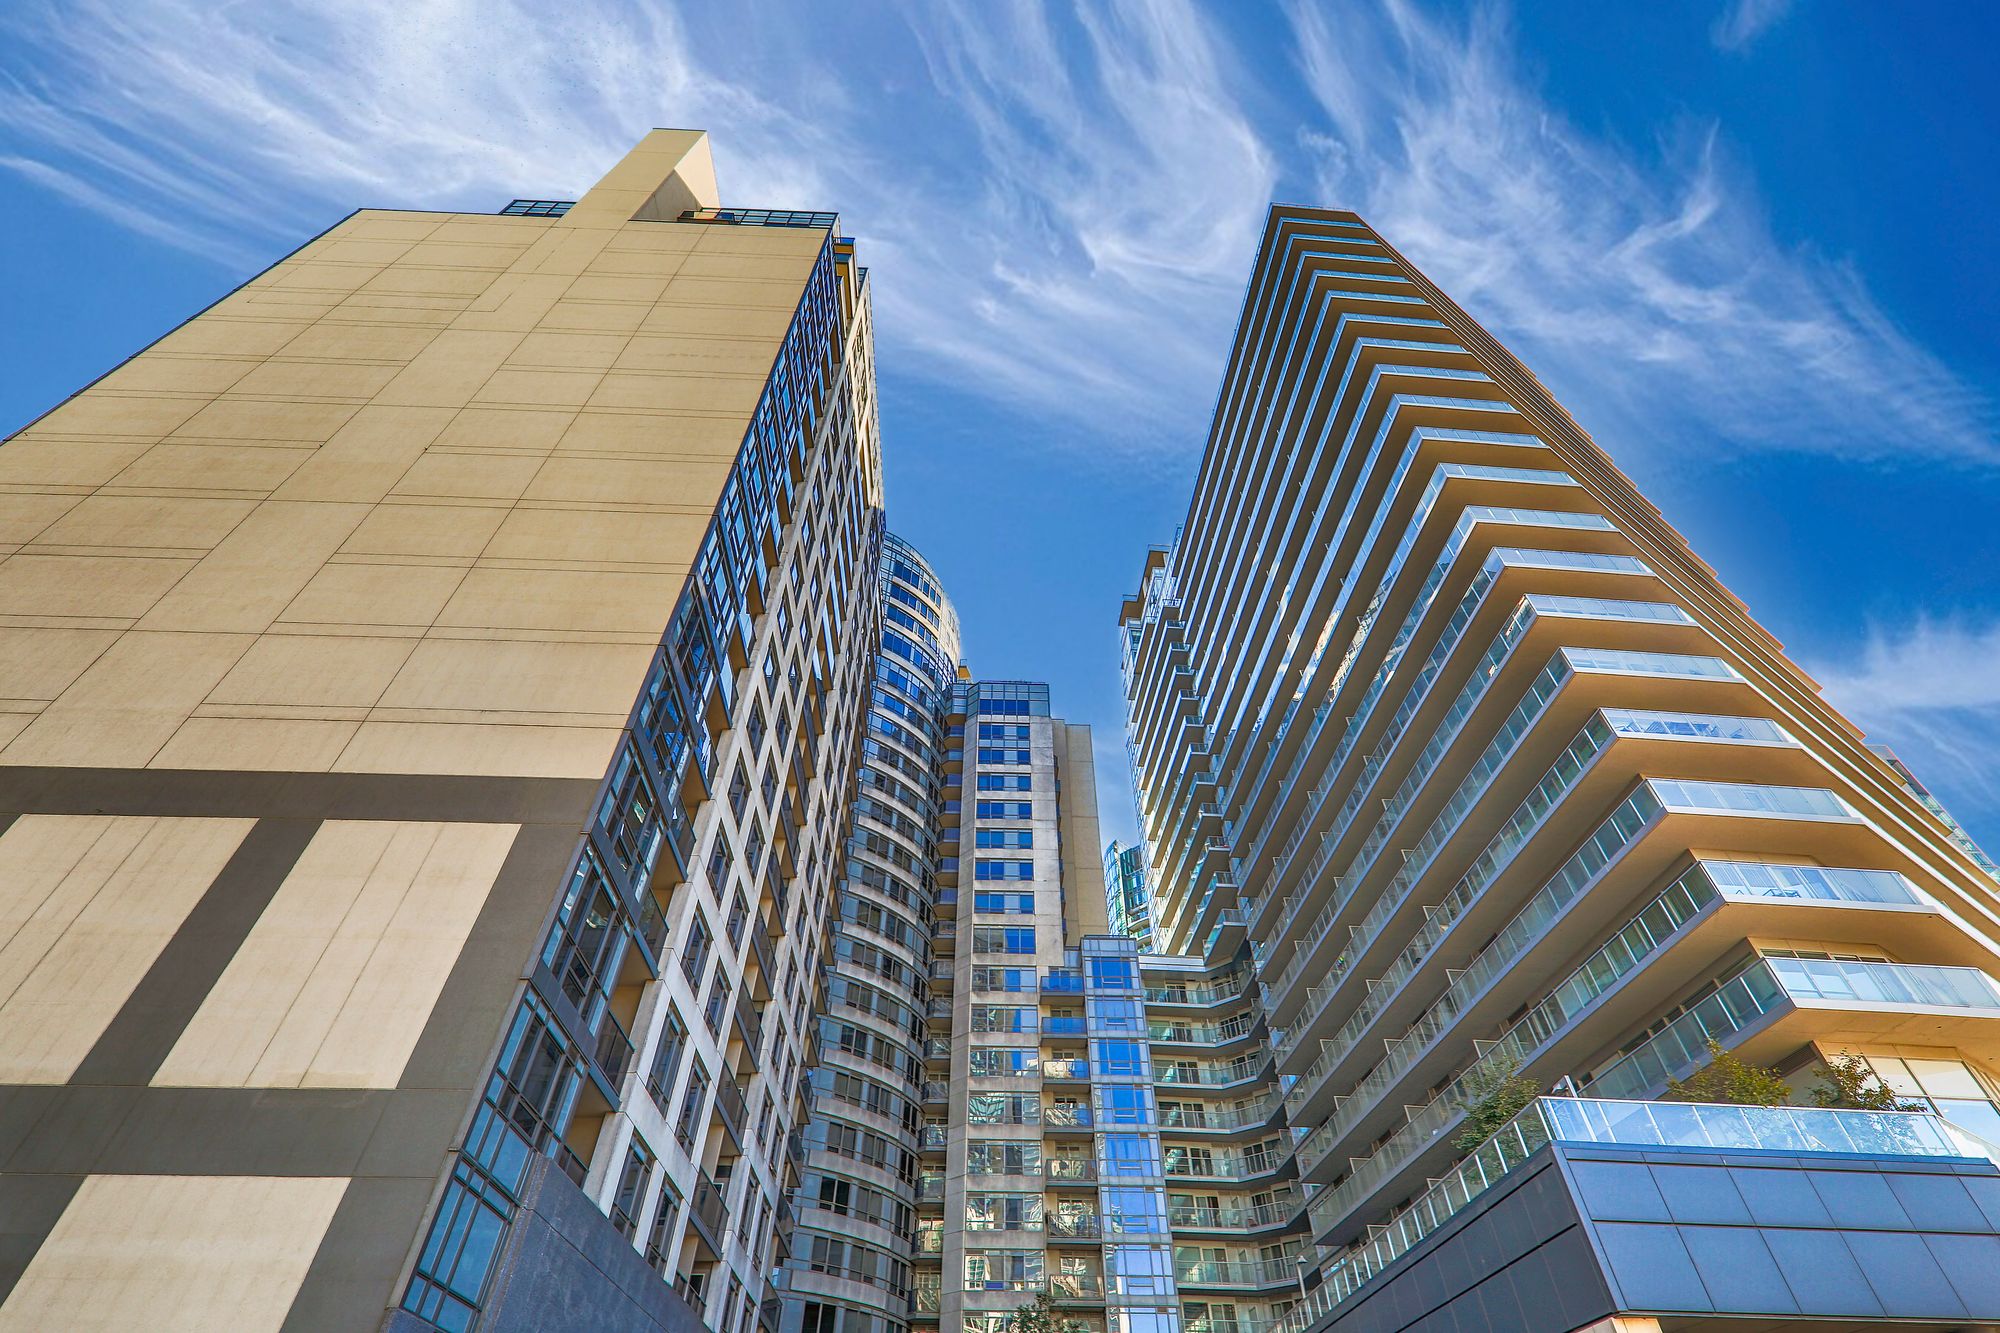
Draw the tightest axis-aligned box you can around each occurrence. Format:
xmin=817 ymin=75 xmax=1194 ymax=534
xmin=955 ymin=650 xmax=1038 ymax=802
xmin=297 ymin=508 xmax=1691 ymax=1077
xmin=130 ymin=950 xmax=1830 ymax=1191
xmin=1812 ymin=616 xmax=2000 ymax=837
xmin=0 ymin=0 xmax=1268 ymax=456
xmin=1285 ymin=0 xmax=1997 ymax=468
xmin=0 ymin=0 xmax=1991 ymax=472
xmin=1712 ymin=0 xmax=1796 ymax=53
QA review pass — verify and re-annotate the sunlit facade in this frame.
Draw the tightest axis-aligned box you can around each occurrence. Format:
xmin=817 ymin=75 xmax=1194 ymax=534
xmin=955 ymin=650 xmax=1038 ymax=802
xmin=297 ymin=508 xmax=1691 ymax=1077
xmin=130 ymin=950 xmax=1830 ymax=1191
xmin=1105 ymin=839 xmax=1154 ymax=949
xmin=1121 ymin=205 xmax=2000 ymax=1332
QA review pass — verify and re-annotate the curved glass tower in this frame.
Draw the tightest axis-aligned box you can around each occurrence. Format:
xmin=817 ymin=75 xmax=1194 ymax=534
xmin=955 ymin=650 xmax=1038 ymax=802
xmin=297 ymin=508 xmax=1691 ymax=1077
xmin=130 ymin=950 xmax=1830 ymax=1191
xmin=778 ymin=532 xmax=961 ymax=1333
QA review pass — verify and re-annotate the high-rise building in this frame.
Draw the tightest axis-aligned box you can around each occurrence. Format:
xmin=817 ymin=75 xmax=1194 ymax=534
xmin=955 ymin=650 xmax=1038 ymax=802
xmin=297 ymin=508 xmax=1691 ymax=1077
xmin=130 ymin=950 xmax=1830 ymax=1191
xmin=1103 ymin=840 xmax=1154 ymax=949
xmin=1120 ymin=206 xmax=2000 ymax=1330
xmin=0 ymin=131 xmax=886 ymax=1333
xmin=8 ymin=126 xmax=2000 ymax=1333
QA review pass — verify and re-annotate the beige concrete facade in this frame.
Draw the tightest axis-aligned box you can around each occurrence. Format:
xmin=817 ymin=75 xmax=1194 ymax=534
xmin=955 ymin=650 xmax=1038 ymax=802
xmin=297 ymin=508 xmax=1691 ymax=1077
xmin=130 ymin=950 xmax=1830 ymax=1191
xmin=0 ymin=128 xmax=806 ymax=782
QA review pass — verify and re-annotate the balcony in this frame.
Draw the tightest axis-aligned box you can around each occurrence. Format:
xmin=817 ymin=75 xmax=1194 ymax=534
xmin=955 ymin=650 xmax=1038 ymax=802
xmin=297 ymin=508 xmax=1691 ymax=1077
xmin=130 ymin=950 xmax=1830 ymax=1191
xmin=1161 ymin=1104 xmax=1281 ymax=1135
xmin=1175 ymin=1258 xmax=1295 ymax=1289
xmin=1042 ymin=1057 xmax=1090 ymax=1081
xmin=1592 ymin=956 xmax=2000 ymax=1101
xmin=1045 ymin=1159 xmax=1097 ymax=1185
xmin=1046 ymin=1213 xmax=1103 ymax=1241
xmin=732 ymin=995 xmax=764 ymax=1057
xmin=714 ymin=1074 xmax=749 ymax=1147
xmin=1157 ymin=1061 xmax=1266 ymax=1088
xmin=1048 ymin=1274 xmax=1105 ymax=1302
xmin=1163 ymin=1148 xmax=1290 ymax=1182
xmin=1044 ymin=1104 xmax=1094 ymax=1129
xmin=1291 ymin=857 xmax=1944 ymax=1175
xmin=1149 ymin=1016 xmax=1259 ymax=1046
xmin=1167 ymin=1194 xmax=1303 ymax=1229
xmin=689 ymin=1169 xmax=728 ymax=1254
xmin=1144 ymin=975 xmax=1251 ymax=1006
xmin=591 ymin=1009 xmax=635 ymax=1089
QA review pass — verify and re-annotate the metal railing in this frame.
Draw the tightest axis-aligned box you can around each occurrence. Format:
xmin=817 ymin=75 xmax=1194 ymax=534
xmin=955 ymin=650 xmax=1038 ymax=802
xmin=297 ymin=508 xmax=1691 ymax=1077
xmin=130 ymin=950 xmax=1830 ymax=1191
xmin=678 ymin=207 xmax=839 ymax=229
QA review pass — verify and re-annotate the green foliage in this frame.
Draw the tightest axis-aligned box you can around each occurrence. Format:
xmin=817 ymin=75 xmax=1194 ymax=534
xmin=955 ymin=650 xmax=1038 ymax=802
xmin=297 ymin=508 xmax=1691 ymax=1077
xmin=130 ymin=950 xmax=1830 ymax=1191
xmin=1012 ymin=1290 xmax=1087 ymax=1333
xmin=1450 ymin=1058 xmax=1542 ymax=1154
xmin=1809 ymin=1052 xmax=1921 ymax=1111
xmin=1662 ymin=1040 xmax=1791 ymax=1106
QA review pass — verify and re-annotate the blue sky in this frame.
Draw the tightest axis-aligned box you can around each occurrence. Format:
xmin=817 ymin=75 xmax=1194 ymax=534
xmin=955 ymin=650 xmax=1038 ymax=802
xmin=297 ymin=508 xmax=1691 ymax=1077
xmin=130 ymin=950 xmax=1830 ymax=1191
xmin=3 ymin=0 xmax=1998 ymax=854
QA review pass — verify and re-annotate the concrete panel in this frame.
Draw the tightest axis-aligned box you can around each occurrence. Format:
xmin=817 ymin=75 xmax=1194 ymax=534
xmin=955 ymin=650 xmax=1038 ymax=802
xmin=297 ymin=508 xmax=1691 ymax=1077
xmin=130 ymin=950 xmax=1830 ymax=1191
xmin=156 ymin=819 xmax=514 ymax=1089
xmin=0 ymin=815 xmax=251 ymax=1081
xmin=3 ymin=631 xmax=253 ymax=767
xmin=0 ymin=1174 xmax=348 ymax=1332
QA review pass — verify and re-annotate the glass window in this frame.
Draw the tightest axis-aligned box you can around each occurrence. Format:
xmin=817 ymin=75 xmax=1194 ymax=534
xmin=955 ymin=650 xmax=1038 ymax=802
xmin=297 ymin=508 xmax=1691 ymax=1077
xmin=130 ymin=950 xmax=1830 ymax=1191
xmin=968 ymin=1047 xmax=1039 ymax=1076
xmin=1099 ymin=1133 xmax=1162 ymax=1176
xmin=646 ymin=1009 xmax=688 ymax=1108
xmin=1101 ymin=1194 xmax=1169 ymax=1238
xmin=972 ymin=926 xmax=1036 ymax=954
xmin=675 ymin=1059 xmax=710 ymax=1151
xmin=1097 ymin=1085 xmax=1156 ymax=1126
xmin=1092 ymin=1039 xmax=1148 ymax=1078
xmin=1089 ymin=956 xmax=1140 ymax=991
xmin=609 ymin=1136 xmax=653 ymax=1237
xmin=1088 ymin=998 xmax=1146 ymax=1033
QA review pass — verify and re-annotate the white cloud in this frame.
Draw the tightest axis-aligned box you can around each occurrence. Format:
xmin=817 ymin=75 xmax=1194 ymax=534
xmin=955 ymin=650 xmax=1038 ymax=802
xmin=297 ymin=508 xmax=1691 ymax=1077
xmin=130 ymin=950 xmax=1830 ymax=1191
xmin=0 ymin=0 xmax=1990 ymax=473
xmin=0 ymin=0 xmax=1271 ymax=459
xmin=1712 ymin=0 xmax=1795 ymax=53
xmin=1814 ymin=616 xmax=2000 ymax=833
xmin=1285 ymin=0 xmax=1997 ymax=467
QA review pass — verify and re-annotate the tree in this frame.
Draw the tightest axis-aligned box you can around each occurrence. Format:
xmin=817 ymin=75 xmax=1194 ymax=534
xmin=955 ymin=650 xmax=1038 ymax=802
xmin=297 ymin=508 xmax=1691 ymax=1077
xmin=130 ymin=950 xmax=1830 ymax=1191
xmin=1662 ymin=1040 xmax=1790 ymax=1106
xmin=1450 ymin=1057 xmax=1542 ymax=1153
xmin=1013 ymin=1289 xmax=1087 ymax=1333
xmin=1809 ymin=1052 xmax=1921 ymax=1111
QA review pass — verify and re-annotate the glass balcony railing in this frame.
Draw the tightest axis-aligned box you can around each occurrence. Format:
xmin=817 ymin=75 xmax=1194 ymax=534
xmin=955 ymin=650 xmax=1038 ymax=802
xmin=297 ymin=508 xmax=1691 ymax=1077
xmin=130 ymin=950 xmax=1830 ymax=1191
xmin=1163 ymin=1150 xmax=1289 ymax=1181
xmin=1159 ymin=1097 xmax=1283 ymax=1132
xmin=1168 ymin=1195 xmax=1302 ymax=1228
xmin=1280 ymin=714 xmax=1621 ymax=1067
xmin=1768 ymin=955 xmax=2000 ymax=1008
xmin=1145 ymin=976 xmax=1252 ymax=1005
xmin=1294 ymin=784 xmax=1666 ymax=1141
xmin=1046 ymin=1213 xmax=1102 ymax=1240
xmin=1149 ymin=1017 xmax=1259 ymax=1045
xmin=1236 ymin=437 xmax=1565 ymax=835
xmin=1157 ymin=1062 xmax=1264 ymax=1086
xmin=1590 ymin=956 xmax=2000 ymax=1101
xmin=1176 ymin=1258 xmax=1296 ymax=1287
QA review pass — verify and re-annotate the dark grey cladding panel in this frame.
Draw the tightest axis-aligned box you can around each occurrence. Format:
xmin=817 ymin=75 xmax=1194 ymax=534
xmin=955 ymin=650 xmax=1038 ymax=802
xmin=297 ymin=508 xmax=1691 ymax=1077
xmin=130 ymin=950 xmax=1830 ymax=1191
xmin=1567 ymin=1144 xmax=2000 ymax=1323
xmin=1760 ymin=1227 xmax=1885 ymax=1317
xmin=476 ymin=1155 xmax=707 ymax=1333
xmin=1315 ymin=1148 xmax=1615 ymax=1333
xmin=1303 ymin=1143 xmax=2000 ymax=1333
